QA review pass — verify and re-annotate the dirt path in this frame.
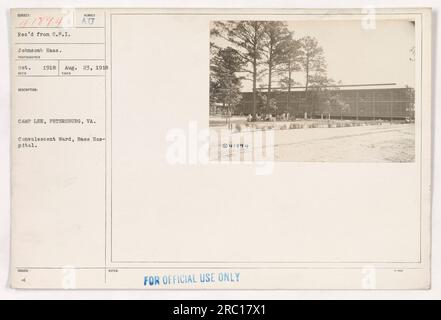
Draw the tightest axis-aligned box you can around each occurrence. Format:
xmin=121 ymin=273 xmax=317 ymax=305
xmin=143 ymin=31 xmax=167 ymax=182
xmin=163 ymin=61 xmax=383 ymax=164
xmin=213 ymin=123 xmax=415 ymax=162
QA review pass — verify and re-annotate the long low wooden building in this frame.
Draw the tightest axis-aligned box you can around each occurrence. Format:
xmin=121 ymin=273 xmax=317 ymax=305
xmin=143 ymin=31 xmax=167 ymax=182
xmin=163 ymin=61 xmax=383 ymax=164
xmin=234 ymin=83 xmax=415 ymax=120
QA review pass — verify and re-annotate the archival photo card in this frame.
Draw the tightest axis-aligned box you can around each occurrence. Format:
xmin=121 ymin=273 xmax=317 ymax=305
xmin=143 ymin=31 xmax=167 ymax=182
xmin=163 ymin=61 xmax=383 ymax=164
xmin=10 ymin=8 xmax=431 ymax=289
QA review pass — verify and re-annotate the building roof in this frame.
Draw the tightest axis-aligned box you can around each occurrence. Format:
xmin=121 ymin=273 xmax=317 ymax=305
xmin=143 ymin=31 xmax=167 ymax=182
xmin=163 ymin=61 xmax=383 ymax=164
xmin=253 ymin=83 xmax=412 ymax=92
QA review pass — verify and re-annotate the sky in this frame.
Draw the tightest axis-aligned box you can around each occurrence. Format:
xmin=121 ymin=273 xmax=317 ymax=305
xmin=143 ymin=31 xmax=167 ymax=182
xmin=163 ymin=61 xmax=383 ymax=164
xmin=212 ymin=19 xmax=415 ymax=91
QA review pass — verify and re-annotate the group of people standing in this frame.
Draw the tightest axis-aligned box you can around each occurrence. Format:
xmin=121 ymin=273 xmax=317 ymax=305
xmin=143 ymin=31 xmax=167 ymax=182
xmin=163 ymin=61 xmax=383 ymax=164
xmin=246 ymin=113 xmax=291 ymax=122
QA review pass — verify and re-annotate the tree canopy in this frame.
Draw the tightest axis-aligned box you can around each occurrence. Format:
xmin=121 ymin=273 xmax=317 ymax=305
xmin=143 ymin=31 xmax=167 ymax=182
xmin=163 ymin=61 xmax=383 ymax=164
xmin=210 ymin=21 xmax=337 ymax=117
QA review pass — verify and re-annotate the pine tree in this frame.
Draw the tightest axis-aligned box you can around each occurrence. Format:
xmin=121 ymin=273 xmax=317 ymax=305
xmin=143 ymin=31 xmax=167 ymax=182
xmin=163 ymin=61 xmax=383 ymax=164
xmin=278 ymin=33 xmax=303 ymax=115
xmin=299 ymin=36 xmax=327 ymax=117
xmin=210 ymin=45 xmax=244 ymax=118
xmin=261 ymin=22 xmax=292 ymax=114
xmin=212 ymin=21 xmax=267 ymax=119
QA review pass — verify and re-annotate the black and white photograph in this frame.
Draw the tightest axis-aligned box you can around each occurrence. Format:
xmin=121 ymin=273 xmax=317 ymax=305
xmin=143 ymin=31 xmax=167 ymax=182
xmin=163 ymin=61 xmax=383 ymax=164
xmin=209 ymin=19 xmax=416 ymax=162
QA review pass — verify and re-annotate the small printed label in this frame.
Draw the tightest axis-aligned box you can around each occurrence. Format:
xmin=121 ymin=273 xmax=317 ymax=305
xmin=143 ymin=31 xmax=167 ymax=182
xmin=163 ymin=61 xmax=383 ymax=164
xmin=144 ymin=272 xmax=240 ymax=287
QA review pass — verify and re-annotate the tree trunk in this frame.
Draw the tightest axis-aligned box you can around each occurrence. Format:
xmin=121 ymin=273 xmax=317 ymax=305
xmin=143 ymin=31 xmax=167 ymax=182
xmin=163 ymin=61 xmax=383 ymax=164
xmin=287 ymin=60 xmax=291 ymax=115
xmin=267 ymin=64 xmax=272 ymax=115
xmin=252 ymin=42 xmax=257 ymax=119
xmin=267 ymin=43 xmax=273 ymax=115
xmin=252 ymin=57 xmax=257 ymax=118
xmin=304 ymin=56 xmax=310 ymax=93
xmin=223 ymin=101 xmax=227 ymax=124
xmin=304 ymin=56 xmax=310 ymax=118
